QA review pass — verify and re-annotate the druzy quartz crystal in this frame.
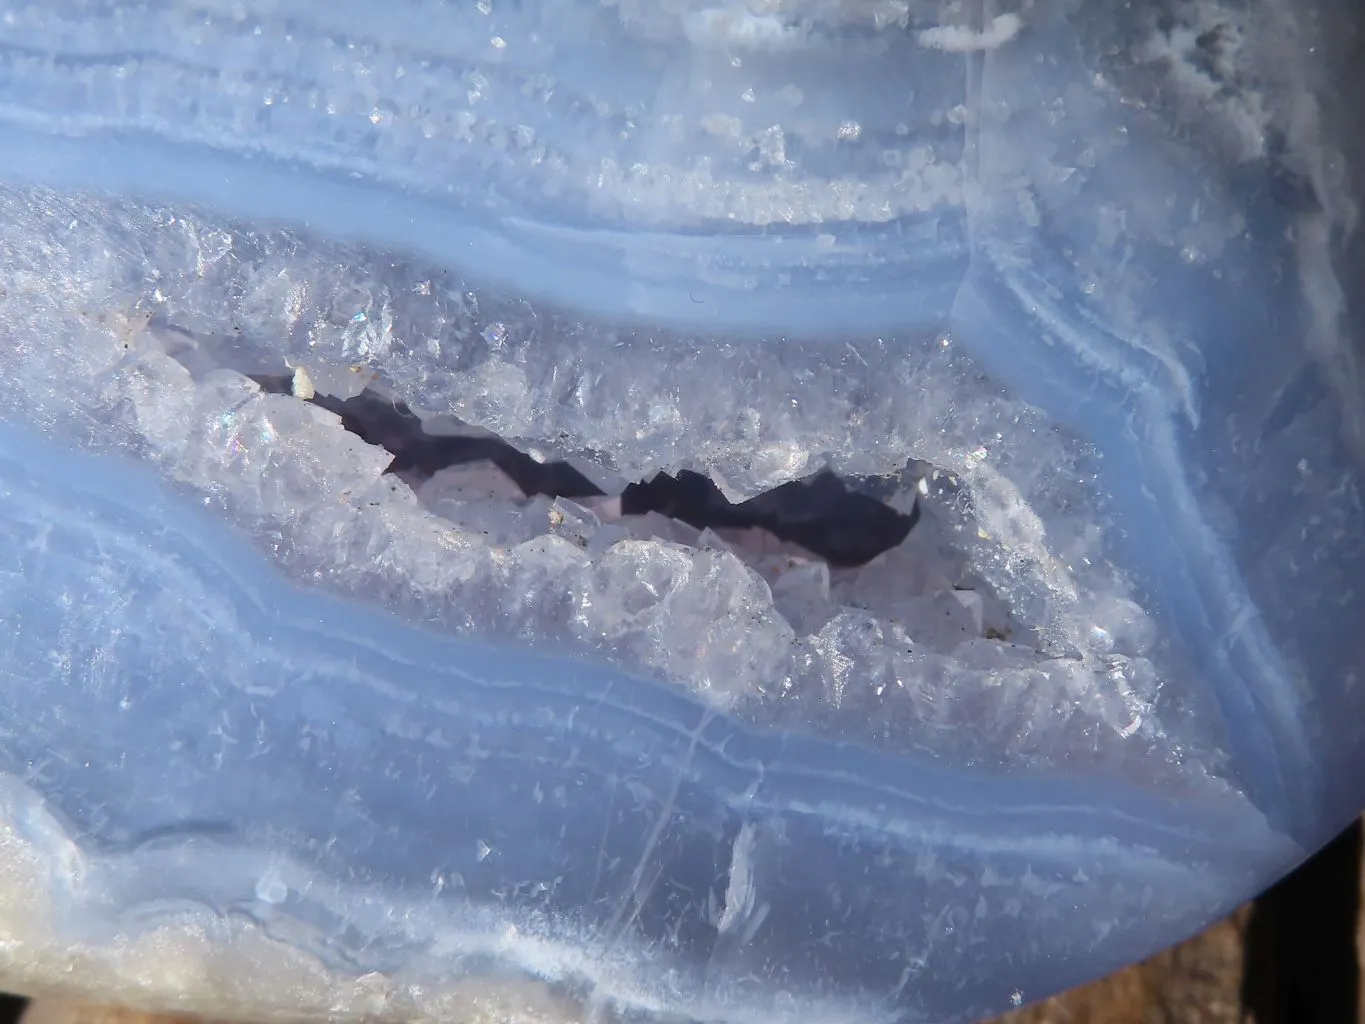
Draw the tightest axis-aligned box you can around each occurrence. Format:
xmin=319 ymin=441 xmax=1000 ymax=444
xmin=0 ymin=0 xmax=1361 ymax=1021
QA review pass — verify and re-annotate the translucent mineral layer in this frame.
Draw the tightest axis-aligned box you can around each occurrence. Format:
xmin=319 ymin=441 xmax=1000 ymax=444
xmin=0 ymin=0 xmax=1361 ymax=1022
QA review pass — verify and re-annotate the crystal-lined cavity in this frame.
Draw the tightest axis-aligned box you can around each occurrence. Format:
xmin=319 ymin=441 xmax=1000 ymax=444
xmin=0 ymin=0 xmax=1361 ymax=1021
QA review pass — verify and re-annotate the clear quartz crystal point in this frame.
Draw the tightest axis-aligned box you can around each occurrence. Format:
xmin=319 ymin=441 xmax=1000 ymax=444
xmin=0 ymin=0 xmax=1361 ymax=1021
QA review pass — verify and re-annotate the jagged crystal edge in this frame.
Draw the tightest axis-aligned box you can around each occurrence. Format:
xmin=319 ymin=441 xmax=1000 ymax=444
xmin=3 ymin=166 xmax=1356 ymax=833
xmin=0 ymin=181 xmax=1211 ymax=787
xmin=0 ymin=2 xmax=1360 ymax=1018
xmin=0 ymin=419 xmax=1296 ymax=1024
xmin=0 ymin=0 xmax=1356 ymax=836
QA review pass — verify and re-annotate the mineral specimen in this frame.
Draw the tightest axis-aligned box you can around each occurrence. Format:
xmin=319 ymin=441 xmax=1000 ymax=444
xmin=0 ymin=0 xmax=1360 ymax=1022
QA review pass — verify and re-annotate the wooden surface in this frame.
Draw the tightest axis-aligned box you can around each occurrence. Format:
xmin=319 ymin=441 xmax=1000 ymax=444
xmin=6 ymin=820 xmax=1362 ymax=1024
xmin=996 ymin=911 xmax=1252 ymax=1024
xmin=996 ymin=819 xmax=1363 ymax=1024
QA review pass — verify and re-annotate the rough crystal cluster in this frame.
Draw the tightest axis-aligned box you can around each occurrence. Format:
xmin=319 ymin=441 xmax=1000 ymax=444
xmin=0 ymin=1 xmax=1360 ymax=1022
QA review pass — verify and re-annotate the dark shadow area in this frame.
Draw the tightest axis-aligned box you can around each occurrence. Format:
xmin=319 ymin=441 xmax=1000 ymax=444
xmin=1241 ymin=816 xmax=1362 ymax=1023
xmin=252 ymin=376 xmax=919 ymax=567
xmin=0 ymin=993 xmax=27 ymax=1024
xmin=301 ymin=386 xmax=605 ymax=500
xmin=620 ymin=469 xmax=918 ymax=567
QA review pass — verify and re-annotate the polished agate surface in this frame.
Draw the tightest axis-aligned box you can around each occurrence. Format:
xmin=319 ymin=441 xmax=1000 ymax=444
xmin=0 ymin=0 xmax=1361 ymax=1021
